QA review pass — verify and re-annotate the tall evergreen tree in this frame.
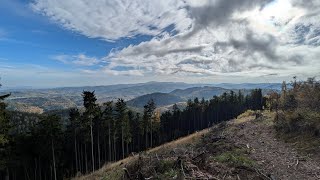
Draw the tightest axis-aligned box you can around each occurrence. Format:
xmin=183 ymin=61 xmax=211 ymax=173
xmin=67 ymin=108 xmax=81 ymax=173
xmin=143 ymin=99 xmax=156 ymax=148
xmin=114 ymin=99 xmax=129 ymax=159
xmin=37 ymin=114 xmax=62 ymax=180
xmin=82 ymin=91 xmax=98 ymax=171
xmin=102 ymin=101 xmax=114 ymax=161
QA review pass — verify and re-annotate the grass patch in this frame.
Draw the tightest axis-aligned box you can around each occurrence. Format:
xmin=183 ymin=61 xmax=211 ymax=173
xmin=102 ymin=167 xmax=124 ymax=180
xmin=212 ymin=148 xmax=255 ymax=168
xmin=155 ymin=159 xmax=175 ymax=174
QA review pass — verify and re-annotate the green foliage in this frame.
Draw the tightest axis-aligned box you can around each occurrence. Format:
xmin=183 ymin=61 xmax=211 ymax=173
xmin=275 ymin=109 xmax=320 ymax=136
xmin=155 ymin=159 xmax=175 ymax=174
xmin=213 ymin=148 xmax=255 ymax=167
xmin=155 ymin=159 xmax=179 ymax=179
xmin=275 ymin=78 xmax=320 ymax=136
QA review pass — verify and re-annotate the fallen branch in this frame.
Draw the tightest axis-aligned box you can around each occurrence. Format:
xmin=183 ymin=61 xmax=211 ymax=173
xmin=255 ymin=168 xmax=273 ymax=180
xmin=123 ymin=168 xmax=132 ymax=180
xmin=295 ymin=159 xmax=299 ymax=169
xmin=180 ymin=160 xmax=186 ymax=178
xmin=192 ymin=152 xmax=205 ymax=161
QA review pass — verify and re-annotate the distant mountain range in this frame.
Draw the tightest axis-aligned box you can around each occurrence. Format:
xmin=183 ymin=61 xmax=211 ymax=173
xmin=1 ymin=81 xmax=281 ymax=113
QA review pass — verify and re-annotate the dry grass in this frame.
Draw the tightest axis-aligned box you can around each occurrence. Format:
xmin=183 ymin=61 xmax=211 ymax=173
xmin=73 ymin=156 xmax=138 ymax=180
xmin=236 ymin=110 xmax=255 ymax=119
xmin=232 ymin=109 xmax=265 ymax=125
xmin=148 ymin=128 xmax=209 ymax=154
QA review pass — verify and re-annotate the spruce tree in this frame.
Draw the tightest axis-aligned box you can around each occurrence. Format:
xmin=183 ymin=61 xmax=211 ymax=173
xmin=143 ymin=99 xmax=156 ymax=148
xmin=114 ymin=99 xmax=129 ymax=159
xmin=82 ymin=91 xmax=98 ymax=171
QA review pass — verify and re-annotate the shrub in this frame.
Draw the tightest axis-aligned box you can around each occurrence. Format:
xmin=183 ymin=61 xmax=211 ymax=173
xmin=274 ymin=109 xmax=320 ymax=137
xmin=213 ymin=148 xmax=255 ymax=167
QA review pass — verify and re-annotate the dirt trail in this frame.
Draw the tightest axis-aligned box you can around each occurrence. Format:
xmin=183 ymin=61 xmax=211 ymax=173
xmin=225 ymin=112 xmax=320 ymax=180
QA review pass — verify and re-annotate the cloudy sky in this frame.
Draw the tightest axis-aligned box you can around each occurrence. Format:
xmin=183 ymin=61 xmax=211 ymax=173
xmin=0 ymin=0 xmax=319 ymax=88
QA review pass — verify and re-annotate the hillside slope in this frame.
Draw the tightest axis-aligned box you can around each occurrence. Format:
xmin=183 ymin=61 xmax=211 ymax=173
xmin=170 ymin=86 xmax=228 ymax=99
xmin=75 ymin=111 xmax=320 ymax=180
xmin=126 ymin=92 xmax=184 ymax=108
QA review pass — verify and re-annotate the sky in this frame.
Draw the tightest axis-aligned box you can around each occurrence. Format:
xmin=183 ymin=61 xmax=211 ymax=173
xmin=0 ymin=0 xmax=319 ymax=88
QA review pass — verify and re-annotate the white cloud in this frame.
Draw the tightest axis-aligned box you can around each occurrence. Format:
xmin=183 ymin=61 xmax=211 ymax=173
xmin=31 ymin=0 xmax=191 ymax=41
xmin=32 ymin=0 xmax=320 ymax=80
xmin=53 ymin=54 xmax=100 ymax=66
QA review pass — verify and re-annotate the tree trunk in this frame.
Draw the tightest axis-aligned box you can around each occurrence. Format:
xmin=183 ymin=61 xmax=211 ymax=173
xmin=74 ymin=131 xmax=78 ymax=173
xmin=85 ymin=144 xmax=88 ymax=173
xmin=113 ymin=134 xmax=116 ymax=161
xmin=121 ymin=126 xmax=124 ymax=159
xmin=150 ymin=119 xmax=153 ymax=148
xmin=51 ymin=139 xmax=57 ymax=180
xmin=97 ymin=130 xmax=101 ymax=168
xmin=5 ymin=167 xmax=9 ymax=180
xmin=50 ymin=165 xmax=52 ymax=180
xmin=79 ymin=143 xmax=82 ymax=173
xmin=126 ymin=142 xmax=129 ymax=156
xmin=90 ymin=118 xmax=95 ymax=171
xmin=145 ymin=130 xmax=148 ymax=149
xmin=34 ymin=158 xmax=37 ymax=180
xmin=104 ymin=136 xmax=107 ymax=162
xmin=108 ymin=124 xmax=111 ymax=161
xmin=39 ymin=156 xmax=42 ymax=180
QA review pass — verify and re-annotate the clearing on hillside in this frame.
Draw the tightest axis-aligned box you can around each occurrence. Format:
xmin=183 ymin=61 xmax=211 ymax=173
xmin=75 ymin=111 xmax=320 ymax=180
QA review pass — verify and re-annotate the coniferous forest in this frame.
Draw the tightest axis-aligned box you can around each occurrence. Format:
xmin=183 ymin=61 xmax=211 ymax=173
xmin=0 ymin=88 xmax=264 ymax=179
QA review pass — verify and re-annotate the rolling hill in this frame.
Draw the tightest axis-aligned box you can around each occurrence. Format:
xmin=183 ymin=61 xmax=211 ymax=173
xmin=170 ymin=86 xmax=229 ymax=99
xmin=126 ymin=92 xmax=184 ymax=108
xmin=1 ymin=82 xmax=281 ymax=113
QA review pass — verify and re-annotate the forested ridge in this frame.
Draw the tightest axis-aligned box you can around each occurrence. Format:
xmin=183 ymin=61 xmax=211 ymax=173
xmin=0 ymin=84 xmax=265 ymax=179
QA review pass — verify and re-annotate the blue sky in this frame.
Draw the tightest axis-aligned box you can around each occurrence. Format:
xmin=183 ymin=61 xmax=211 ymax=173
xmin=0 ymin=0 xmax=152 ymax=88
xmin=0 ymin=0 xmax=319 ymax=88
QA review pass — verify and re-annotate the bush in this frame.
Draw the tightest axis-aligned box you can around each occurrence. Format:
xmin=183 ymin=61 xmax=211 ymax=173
xmin=213 ymin=148 xmax=255 ymax=167
xmin=274 ymin=78 xmax=320 ymax=137
xmin=274 ymin=109 xmax=320 ymax=137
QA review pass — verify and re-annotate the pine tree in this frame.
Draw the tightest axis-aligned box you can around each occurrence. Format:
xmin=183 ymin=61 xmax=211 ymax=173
xmin=37 ymin=114 xmax=62 ymax=180
xmin=143 ymin=99 xmax=156 ymax=148
xmin=82 ymin=91 xmax=98 ymax=171
xmin=102 ymin=101 xmax=113 ymax=161
xmin=114 ymin=99 xmax=129 ymax=159
xmin=68 ymin=108 xmax=81 ymax=173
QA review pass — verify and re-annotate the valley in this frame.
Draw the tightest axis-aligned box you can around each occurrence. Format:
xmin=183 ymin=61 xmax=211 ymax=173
xmin=2 ymin=82 xmax=281 ymax=113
